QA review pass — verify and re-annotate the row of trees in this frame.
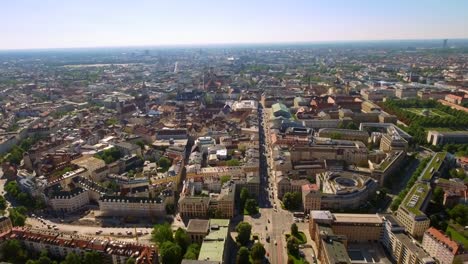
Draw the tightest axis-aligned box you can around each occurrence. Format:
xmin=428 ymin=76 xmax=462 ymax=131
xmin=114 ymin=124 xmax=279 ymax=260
xmin=234 ymin=222 xmax=266 ymax=264
xmin=390 ymin=157 xmax=431 ymax=211
xmin=380 ymin=99 xmax=468 ymax=145
xmin=151 ymin=223 xmax=200 ymax=264
xmin=240 ymin=188 xmax=259 ymax=215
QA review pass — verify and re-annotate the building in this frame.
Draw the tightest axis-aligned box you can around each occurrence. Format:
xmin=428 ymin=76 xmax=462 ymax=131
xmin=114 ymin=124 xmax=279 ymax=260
xmin=197 ymin=219 xmax=231 ymax=264
xmin=0 ymin=216 xmax=12 ymax=233
xmin=270 ymin=103 xmax=292 ymax=119
xmin=380 ymin=133 xmax=408 ymax=152
xmin=309 ymin=211 xmax=383 ymax=243
xmin=0 ymin=227 xmax=158 ymax=264
xmin=427 ymin=130 xmax=468 ymax=145
xmin=369 ymin=150 xmax=407 ymax=186
xmin=381 ymin=215 xmax=435 ymax=264
xmin=313 ymin=224 xmax=351 ymax=264
xmin=422 ymin=227 xmax=466 ymax=264
xmin=303 ymin=171 xmax=378 ymax=211
xmin=186 ymin=219 xmax=210 ymax=244
xmin=48 ymin=187 xmax=90 ymax=213
xmin=98 ymin=196 xmax=166 ymax=217
xmin=317 ymin=128 xmax=369 ymax=143
xmin=396 ymin=183 xmax=431 ymax=238
xmin=286 ymin=138 xmax=368 ymax=166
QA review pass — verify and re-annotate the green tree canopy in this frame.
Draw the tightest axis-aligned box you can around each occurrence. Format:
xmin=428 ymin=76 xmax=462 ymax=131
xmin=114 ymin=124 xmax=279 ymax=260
xmin=60 ymin=252 xmax=81 ymax=264
xmin=226 ymin=159 xmax=240 ymax=166
xmin=1 ymin=239 xmax=28 ymax=264
xmin=152 ymin=223 xmax=174 ymax=245
xmin=282 ymin=192 xmax=302 ymax=210
xmin=183 ymin=243 xmax=200 ymax=260
xmin=291 ymin=223 xmax=299 ymax=237
xmin=83 ymin=251 xmax=101 ymax=264
xmin=159 ymin=241 xmax=182 ymax=264
xmin=287 ymin=237 xmax=300 ymax=256
xmin=235 ymin=222 xmax=252 ymax=246
xmin=174 ymin=228 xmax=190 ymax=254
xmin=250 ymin=242 xmax=266 ymax=261
xmin=245 ymin=199 xmax=258 ymax=215
xmin=236 ymin=246 xmax=250 ymax=264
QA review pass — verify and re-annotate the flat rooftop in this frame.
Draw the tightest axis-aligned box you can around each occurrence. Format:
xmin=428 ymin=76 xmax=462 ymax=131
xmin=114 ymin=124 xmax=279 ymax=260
xmin=420 ymin=152 xmax=446 ymax=181
xmin=197 ymin=219 xmax=229 ymax=263
xmin=401 ymin=182 xmax=430 ymax=217
xmin=333 ymin=213 xmax=383 ymax=225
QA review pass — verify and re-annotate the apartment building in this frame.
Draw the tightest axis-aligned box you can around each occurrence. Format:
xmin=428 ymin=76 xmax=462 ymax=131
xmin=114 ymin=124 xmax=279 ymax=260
xmin=396 ymin=183 xmax=431 ymax=238
xmin=0 ymin=228 xmax=158 ymax=264
xmin=98 ymin=196 xmax=166 ymax=217
xmin=422 ymin=227 xmax=466 ymax=264
xmin=49 ymin=187 xmax=90 ymax=213
xmin=382 ymin=215 xmax=435 ymax=264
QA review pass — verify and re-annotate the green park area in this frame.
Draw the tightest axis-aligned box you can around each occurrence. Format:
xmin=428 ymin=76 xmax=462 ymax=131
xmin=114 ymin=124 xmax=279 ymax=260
xmin=446 ymin=224 xmax=468 ymax=248
xmin=404 ymin=108 xmax=454 ymax=118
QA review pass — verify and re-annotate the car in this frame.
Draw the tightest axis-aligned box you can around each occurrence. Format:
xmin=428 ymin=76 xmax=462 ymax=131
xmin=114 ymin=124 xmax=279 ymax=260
xmin=110 ymin=232 xmax=115 ymax=235
xmin=274 ymin=240 xmax=277 ymax=245
xmin=73 ymin=231 xmax=78 ymax=234
xmin=117 ymin=232 xmax=122 ymax=236
xmin=54 ymin=227 xmax=59 ymax=230
xmin=144 ymin=231 xmax=149 ymax=235
xmin=267 ymin=219 xmax=270 ymax=223
xmin=266 ymin=236 xmax=270 ymax=242
xmin=265 ymin=226 xmax=268 ymax=231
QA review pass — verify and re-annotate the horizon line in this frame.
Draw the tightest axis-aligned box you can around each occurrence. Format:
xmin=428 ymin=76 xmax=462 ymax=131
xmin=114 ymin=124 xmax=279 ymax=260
xmin=1 ymin=37 xmax=468 ymax=52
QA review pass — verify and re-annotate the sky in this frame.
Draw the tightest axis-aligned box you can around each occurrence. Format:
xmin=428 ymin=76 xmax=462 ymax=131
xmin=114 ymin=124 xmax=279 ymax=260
xmin=1 ymin=0 xmax=468 ymax=50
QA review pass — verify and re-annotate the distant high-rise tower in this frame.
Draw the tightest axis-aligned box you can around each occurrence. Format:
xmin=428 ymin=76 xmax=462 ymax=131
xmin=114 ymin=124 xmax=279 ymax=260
xmin=443 ymin=39 xmax=448 ymax=48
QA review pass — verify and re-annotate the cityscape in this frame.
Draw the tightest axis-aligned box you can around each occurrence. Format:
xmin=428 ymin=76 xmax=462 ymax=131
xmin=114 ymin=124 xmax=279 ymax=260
xmin=1 ymin=1 xmax=468 ymax=264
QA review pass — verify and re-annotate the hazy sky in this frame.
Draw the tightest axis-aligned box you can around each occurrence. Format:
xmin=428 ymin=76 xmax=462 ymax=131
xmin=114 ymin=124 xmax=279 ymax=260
xmin=1 ymin=0 xmax=467 ymax=50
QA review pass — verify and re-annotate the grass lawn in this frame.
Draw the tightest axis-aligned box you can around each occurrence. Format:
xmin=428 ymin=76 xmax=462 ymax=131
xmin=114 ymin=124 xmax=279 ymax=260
xmin=446 ymin=225 xmax=468 ymax=248
xmin=288 ymin=254 xmax=307 ymax=264
xmin=405 ymin=108 xmax=453 ymax=118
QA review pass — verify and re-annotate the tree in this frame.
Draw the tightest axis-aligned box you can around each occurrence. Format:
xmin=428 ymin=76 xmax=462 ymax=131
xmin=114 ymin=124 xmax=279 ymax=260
xmin=158 ymin=157 xmax=172 ymax=172
xmin=226 ymin=159 xmax=240 ymax=166
xmin=235 ymin=222 xmax=252 ymax=246
xmin=125 ymin=257 xmax=136 ymax=264
xmin=220 ymin=175 xmax=231 ymax=185
xmin=282 ymin=192 xmax=302 ymax=210
xmin=240 ymin=187 xmax=250 ymax=207
xmin=159 ymin=241 xmax=182 ymax=264
xmin=135 ymin=141 xmax=145 ymax=150
xmin=432 ymin=187 xmax=444 ymax=205
xmin=9 ymin=207 xmax=26 ymax=226
xmin=61 ymin=252 xmax=81 ymax=264
xmin=5 ymin=181 xmax=20 ymax=196
xmin=183 ymin=243 xmax=200 ymax=260
xmin=390 ymin=197 xmax=402 ymax=211
xmin=0 ymin=195 xmax=7 ymax=211
xmin=152 ymin=223 xmax=174 ymax=244
xmin=244 ymin=199 xmax=258 ymax=215
xmin=174 ymin=228 xmax=190 ymax=253
xmin=287 ymin=237 xmax=299 ymax=256
xmin=1 ymin=239 xmax=28 ymax=263
xmin=83 ymin=251 xmax=101 ymax=264
xmin=448 ymin=204 xmax=468 ymax=226
xmin=250 ymin=242 xmax=266 ymax=261
xmin=236 ymin=247 xmax=250 ymax=264
xmin=290 ymin=223 xmax=299 ymax=237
